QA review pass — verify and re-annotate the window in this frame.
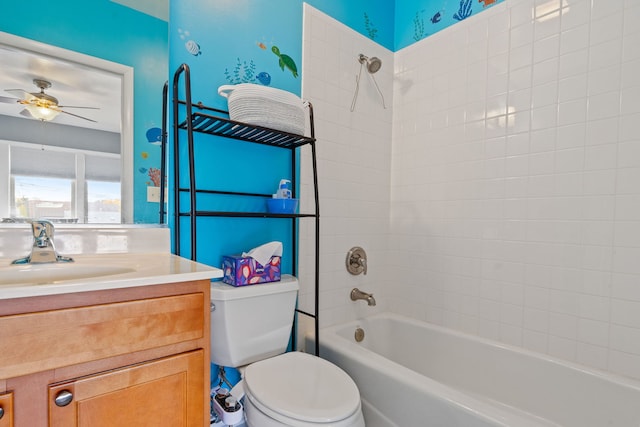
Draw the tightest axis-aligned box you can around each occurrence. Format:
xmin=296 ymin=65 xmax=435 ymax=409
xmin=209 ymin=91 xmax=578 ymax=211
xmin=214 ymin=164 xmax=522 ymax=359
xmin=1 ymin=140 xmax=121 ymax=223
xmin=12 ymin=175 xmax=74 ymax=220
xmin=87 ymin=180 xmax=121 ymax=223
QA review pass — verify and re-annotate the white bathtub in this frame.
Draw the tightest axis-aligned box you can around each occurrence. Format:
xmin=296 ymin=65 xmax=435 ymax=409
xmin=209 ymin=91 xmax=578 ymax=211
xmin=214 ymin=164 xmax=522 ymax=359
xmin=312 ymin=313 xmax=640 ymax=427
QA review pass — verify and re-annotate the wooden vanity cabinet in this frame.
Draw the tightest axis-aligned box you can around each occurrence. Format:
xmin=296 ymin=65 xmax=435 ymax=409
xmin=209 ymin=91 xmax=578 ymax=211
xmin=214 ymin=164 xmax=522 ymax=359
xmin=0 ymin=392 xmax=14 ymax=427
xmin=0 ymin=279 xmax=211 ymax=427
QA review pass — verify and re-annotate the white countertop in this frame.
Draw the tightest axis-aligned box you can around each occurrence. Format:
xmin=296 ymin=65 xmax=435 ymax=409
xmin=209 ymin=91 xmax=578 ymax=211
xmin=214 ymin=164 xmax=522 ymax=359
xmin=0 ymin=252 xmax=223 ymax=300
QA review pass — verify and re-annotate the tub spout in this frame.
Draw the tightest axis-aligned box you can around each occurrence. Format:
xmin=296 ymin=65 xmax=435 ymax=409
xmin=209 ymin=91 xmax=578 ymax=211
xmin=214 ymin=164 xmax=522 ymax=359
xmin=351 ymin=288 xmax=376 ymax=306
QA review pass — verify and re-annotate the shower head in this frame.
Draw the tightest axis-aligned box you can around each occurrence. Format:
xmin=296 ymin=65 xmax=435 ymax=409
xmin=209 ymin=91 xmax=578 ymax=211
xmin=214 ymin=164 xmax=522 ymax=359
xmin=358 ymin=54 xmax=382 ymax=74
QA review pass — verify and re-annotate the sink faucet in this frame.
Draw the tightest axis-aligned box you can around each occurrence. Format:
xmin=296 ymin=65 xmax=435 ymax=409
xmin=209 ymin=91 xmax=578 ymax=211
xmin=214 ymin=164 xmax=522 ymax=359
xmin=11 ymin=220 xmax=74 ymax=264
xmin=350 ymin=288 xmax=376 ymax=306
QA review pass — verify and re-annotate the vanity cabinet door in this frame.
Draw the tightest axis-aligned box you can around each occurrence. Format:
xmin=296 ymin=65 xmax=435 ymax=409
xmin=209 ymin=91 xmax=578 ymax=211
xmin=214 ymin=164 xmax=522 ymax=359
xmin=0 ymin=392 xmax=13 ymax=427
xmin=48 ymin=350 xmax=204 ymax=427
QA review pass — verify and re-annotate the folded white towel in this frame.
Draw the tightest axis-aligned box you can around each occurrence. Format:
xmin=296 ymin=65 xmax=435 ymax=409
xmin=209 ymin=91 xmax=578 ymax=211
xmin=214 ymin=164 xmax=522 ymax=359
xmin=219 ymin=84 xmax=306 ymax=135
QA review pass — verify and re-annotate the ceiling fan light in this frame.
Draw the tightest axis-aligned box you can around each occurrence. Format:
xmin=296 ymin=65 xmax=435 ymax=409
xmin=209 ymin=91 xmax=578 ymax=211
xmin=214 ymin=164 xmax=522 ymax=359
xmin=25 ymin=104 xmax=60 ymax=121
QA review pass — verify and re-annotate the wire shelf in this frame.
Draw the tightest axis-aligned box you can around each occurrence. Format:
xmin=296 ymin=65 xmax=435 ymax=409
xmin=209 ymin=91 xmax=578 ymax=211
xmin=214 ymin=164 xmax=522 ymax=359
xmin=178 ymin=112 xmax=314 ymax=149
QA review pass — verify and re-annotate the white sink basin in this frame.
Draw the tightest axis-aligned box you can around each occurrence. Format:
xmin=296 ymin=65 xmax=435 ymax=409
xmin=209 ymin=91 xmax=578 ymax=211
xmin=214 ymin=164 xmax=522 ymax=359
xmin=0 ymin=263 xmax=135 ymax=286
xmin=0 ymin=253 xmax=223 ymax=300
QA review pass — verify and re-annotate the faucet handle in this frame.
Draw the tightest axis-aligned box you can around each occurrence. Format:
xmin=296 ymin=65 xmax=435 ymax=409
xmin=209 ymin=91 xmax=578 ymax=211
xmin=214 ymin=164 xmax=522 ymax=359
xmin=360 ymin=256 xmax=367 ymax=275
xmin=346 ymin=246 xmax=367 ymax=275
xmin=31 ymin=220 xmax=54 ymax=247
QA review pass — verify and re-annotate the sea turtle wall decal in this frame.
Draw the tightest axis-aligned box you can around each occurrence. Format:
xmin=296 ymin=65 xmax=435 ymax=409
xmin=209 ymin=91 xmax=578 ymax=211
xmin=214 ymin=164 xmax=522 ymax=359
xmin=271 ymin=45 xmax=298 ymax=78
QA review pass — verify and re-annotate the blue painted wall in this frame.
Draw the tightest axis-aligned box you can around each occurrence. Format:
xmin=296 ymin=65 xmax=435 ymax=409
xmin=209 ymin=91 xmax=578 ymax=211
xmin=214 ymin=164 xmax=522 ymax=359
xmin=395 ymin=0 xmax=506 ymax=49
xmin=0 ymin=0 xmax=168 ymax=224
xmin=0 ymin=1 xmax=505 ymax=225
xmin=167 ymin=0 xmax=505 ymax=270
xmin=168 ymin=0 xmax=392 ymax=270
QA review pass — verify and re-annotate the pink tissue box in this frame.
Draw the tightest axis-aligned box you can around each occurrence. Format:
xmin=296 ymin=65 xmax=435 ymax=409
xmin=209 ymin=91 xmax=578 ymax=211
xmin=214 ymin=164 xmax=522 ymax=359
xmin=222 ymin=254 xmax=281 ymax=286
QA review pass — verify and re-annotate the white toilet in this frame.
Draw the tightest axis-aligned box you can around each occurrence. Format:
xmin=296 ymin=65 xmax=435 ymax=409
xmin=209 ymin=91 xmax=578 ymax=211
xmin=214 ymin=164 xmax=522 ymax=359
xmin=210 ymin=275 xmax=365 ymax=427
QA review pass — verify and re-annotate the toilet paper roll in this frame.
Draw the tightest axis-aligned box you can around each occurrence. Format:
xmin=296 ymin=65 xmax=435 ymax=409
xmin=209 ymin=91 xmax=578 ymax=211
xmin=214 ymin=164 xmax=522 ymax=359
xmin=242 ymin=241 xmax=283 ymax=267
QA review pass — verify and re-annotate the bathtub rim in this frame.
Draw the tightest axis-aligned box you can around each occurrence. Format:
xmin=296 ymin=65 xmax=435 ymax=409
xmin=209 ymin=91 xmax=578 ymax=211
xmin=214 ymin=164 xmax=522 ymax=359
xmin=321 ymin=312 xmax=640 ymax=393
xmin=315 ymin=312 xmax=640 ymax=427
xmin=316 ymin=314 xmax=559 ymax=427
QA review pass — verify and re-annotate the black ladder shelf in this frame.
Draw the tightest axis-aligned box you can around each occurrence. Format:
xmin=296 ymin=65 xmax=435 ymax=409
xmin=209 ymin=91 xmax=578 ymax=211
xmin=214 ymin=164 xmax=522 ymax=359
xmin=162 ymin=64 xmax=320 ymax=356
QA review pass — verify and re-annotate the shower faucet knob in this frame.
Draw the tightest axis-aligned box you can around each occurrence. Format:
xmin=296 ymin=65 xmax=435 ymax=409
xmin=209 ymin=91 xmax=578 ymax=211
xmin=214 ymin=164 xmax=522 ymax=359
xmin=346 ymin=246 xmax=367 ymax=275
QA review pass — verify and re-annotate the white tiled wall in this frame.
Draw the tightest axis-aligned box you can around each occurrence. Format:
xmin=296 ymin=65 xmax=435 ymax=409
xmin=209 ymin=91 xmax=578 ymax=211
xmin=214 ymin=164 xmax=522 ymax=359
xmin=301 ymin=0 xmax=640 ymax=381
xmin=299 ymin=5 xmax=394 ymax=331
xmin=392 ymin=0 xmax=640 ymax=380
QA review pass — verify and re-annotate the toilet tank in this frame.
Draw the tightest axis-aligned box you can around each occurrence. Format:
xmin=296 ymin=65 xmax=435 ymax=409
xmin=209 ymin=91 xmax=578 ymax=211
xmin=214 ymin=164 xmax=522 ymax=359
xmin=210 ymin=275 xmax=299 ymax=367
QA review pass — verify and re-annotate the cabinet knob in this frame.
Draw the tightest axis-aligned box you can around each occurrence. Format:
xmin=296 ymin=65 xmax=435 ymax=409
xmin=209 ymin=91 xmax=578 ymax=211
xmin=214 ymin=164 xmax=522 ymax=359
xmin=0 ymin=405 xmax=4 ymax=419
xmin=54 ymin=390 xmax=74 ymax=407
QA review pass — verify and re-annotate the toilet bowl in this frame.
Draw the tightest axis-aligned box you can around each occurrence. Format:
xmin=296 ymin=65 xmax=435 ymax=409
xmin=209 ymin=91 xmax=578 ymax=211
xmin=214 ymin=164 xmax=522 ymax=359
xmin=242 ymin=352 xmax=365 ymax=427
xmin=210 ymin=276 xmax=365 ymax=427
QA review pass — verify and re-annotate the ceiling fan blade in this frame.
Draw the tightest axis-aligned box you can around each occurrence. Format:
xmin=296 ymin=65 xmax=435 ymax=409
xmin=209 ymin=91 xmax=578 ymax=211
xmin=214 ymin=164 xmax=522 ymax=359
xmin=0 ymin=96 xmax=20 ymax=104
xmin=5 ymin=88 xmax=35 ymax=101
xmin=60 ymin=109 xmax=97 ymax=122
xmin=57 ymin=105 xmax=100 ymax=110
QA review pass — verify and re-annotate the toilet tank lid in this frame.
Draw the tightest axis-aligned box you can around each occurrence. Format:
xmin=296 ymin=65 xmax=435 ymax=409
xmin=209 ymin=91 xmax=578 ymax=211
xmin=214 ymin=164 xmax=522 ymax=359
xmin=211 ymin=274 xmax=299 ymax=301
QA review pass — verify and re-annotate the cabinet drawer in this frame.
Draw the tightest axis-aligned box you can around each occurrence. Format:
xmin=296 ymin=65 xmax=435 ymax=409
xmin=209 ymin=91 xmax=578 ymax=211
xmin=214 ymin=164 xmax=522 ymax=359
xmin=0 ymin=293 xmax=204 ymax=379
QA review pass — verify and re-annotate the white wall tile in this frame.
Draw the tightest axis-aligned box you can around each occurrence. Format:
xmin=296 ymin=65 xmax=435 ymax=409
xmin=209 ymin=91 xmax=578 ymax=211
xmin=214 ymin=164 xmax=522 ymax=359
xmin=589 ymin=40 xmax=623 ymax=71
xmin=621 ymin=86 xmax=640 ymax=115
xmin=389 ymin=0 xmax=640 ymax=382
xmin=590 ymin=13 xmax=624 ymax=46
xmin=623 ymin=3 xmax=640 ymax=36
xmin=306 ymin=0 xmax=640 ymax=383
xmin=533 ymin=35 xmax=560 ymax=63
xmin=559 ymin=49 xmax=589 ymax=79
xmin=301 ymin=5 xmax=393 ymax=330
xmin=560 ymin=24 xmax=589 ymax=54
xmin=588 ymin=66 xmax=621 ymax=96
xmin=560 ymin=0 xmax=591 ymax=31
xmin=558 ymin=99 xmax=586 ymax=126
xmin=586 ymin=117 xmax=619 ymax=146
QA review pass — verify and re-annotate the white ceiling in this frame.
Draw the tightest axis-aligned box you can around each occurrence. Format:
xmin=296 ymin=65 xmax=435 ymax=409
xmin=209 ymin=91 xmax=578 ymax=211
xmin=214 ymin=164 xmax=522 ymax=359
xmin=110 ymin=0 xmax=169 ymax=21
xmin=0 ymin=41 xmax=122 ymax=134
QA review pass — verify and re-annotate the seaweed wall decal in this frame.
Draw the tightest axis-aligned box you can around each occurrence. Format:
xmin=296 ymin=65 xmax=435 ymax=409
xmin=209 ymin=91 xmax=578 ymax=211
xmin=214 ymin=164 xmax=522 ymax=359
xmin=413 ymin=10 xmax=426 ymax=41
xmin=224 ymin=58 xmax=257 ymax=84
xmin=453 ymin=0 xmax=473 ymax=20
xmin=364 ymin=12 xmax=378 ymax=40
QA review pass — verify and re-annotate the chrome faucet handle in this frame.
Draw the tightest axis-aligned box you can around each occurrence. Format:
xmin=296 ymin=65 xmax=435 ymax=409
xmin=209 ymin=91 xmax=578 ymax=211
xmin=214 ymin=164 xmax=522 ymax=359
xmin=32 ymin=220 xmax=55 ymax=247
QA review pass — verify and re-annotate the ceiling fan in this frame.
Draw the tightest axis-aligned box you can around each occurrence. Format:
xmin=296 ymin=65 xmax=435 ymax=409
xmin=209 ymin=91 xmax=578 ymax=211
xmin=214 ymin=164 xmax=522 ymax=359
xmin=0 ymin=79 xmax=98 ymax=123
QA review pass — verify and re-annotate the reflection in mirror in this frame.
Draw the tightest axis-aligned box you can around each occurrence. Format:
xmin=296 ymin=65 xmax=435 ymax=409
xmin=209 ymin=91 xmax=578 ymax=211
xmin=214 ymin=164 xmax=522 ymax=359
xmin=0 ymin=32 xmax=133 ymax=224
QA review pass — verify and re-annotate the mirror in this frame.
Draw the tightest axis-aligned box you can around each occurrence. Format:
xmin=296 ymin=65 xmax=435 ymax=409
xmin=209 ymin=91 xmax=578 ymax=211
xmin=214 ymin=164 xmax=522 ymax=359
xmin=0 ymin=32 xmax=134 ymax=223
xmin=0 ymin=2 xmax=168 ymax=224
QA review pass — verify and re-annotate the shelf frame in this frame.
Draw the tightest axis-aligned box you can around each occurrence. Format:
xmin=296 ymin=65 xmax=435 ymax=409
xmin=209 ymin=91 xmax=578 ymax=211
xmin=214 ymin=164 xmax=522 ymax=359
xmin=164 ymin=63 xmax=321 ymax=357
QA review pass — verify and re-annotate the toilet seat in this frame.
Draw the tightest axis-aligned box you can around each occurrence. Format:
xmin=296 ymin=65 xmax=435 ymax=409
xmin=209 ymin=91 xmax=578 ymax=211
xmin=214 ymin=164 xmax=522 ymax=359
xmin=243 ymin=352 xmax=363 ymax=426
